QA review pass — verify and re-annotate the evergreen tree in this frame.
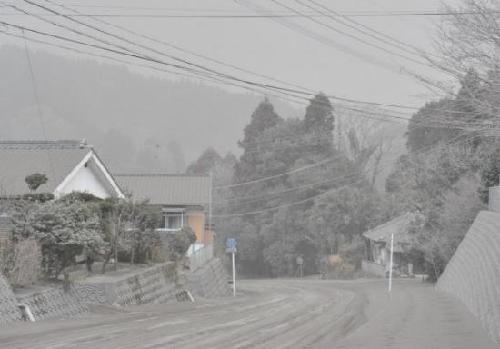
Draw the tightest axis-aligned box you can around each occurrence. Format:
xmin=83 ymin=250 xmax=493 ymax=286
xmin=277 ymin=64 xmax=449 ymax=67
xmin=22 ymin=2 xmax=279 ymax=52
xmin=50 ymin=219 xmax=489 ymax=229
xmin=302 ymin=93 xmax=335 ymax=155
xmin=304 ymin=93 xmax=334 ymax=133
xmin=240 ymin=98 xmax=282 ymax=148
xmin=234 ymin=99 xmax=282 ymax=182
xmin=186 ymin=147 xmax=223 ymax=175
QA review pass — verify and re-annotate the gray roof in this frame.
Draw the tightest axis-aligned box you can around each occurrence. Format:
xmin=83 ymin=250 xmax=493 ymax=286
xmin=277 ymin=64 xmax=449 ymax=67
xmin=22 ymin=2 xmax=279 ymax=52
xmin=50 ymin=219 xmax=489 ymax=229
xmin=363 ymin=212 xmax=424 ymax=248
xmin=0 ymin=140 xmax=91 ymax=196
xmin=115 ymin=174 xmax=210 ymax=206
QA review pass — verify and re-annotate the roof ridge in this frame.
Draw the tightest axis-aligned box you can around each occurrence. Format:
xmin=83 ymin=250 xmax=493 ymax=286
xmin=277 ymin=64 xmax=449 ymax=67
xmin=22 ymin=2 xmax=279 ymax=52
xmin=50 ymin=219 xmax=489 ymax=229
xmin=114 ymin=173 xmax=209 ymax=178
xmin=0 ymin=139 xmax=90 ymax=150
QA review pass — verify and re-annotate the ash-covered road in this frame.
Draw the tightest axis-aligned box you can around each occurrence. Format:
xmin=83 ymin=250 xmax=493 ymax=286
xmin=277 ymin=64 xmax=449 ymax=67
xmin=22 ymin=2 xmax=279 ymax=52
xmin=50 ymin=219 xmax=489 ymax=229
xmin=0 ymin=279 xmax=496 ymax=349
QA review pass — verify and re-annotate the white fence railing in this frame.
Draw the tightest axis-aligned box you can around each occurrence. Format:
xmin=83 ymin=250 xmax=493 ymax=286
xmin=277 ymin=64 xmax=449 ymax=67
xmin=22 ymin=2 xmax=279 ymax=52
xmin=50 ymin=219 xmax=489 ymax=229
xmin=188 ymin=244 xmax=214 ymax=271
xmin=489 ymin=186 xmax=500 ymax=213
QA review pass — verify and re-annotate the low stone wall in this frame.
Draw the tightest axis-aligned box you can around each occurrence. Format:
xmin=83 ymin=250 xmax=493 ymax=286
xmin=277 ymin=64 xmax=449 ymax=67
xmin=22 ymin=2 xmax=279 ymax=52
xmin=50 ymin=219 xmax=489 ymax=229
xmin=16 ymin=285 xmax=88 ymax=321
xmin=437 ymin=211 xmax=500 ymax=345
xmin=79 ymin=262 xmax=179 ymax=306
xmin=186 ymin=257 xmax=231 ymax=298
xmin=2 ymin=258 xmax=231 ymax=324
xmin=4 ymin=262 xmax=182 ymax=323
xmin=0 ymin=274 xmax=22 ymax=324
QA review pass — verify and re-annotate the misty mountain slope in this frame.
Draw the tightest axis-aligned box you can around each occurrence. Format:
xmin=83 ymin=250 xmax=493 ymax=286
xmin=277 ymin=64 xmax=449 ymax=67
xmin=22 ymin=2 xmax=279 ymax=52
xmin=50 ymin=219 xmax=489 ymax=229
xmin=0 ymin=46 xmax=406 ymax=184
xmin=336 ymin=106 xmax=408 ymax=191
xmin=0 ymin=45 xmax=297 ymax=172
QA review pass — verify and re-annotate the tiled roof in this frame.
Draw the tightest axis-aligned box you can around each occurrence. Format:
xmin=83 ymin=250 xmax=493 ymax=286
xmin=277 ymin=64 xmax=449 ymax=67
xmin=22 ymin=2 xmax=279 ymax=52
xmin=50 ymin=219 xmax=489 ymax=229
xmin=363 ymin=212 xmax=424 ymax=248
xmin=0 ymin=140 xmax=91 ymax=196
xmin=115 ymin=174 xmax=210 ymax=206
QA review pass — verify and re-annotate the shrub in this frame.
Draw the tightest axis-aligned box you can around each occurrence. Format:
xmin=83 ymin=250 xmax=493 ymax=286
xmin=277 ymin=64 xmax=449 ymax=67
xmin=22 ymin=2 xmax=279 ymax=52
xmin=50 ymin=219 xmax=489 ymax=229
xmin=163 ymin=226 xmax=197 ymax=262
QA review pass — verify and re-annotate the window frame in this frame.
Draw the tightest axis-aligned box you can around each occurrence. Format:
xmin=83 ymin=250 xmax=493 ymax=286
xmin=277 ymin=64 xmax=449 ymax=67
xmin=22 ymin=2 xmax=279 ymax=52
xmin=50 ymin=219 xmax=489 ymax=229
xmin=158 ymin=208 xmax=185 ymax=232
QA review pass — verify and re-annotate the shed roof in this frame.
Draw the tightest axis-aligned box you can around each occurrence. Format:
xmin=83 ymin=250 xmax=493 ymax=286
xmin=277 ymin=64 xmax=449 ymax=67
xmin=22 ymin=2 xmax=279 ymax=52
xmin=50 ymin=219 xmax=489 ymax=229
xmin=0 ymin=140 xmax=90 ymax=196
xmin=114 ymin=174 xmax=210 ymax=206
xmin=363 ymin=212 xmax=424 ymax=248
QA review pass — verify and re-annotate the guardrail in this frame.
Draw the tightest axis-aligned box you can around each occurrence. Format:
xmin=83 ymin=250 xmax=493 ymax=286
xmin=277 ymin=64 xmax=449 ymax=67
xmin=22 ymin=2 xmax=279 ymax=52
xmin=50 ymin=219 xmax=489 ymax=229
xmin=189 ymin=244 xmax=214 ymax=271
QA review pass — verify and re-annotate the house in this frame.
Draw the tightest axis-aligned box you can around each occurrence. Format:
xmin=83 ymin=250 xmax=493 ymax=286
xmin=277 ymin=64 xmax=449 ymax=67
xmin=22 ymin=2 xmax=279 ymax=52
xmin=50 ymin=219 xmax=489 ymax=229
xmin=114 ymin=174 xmax=213 ymax=247
xmin=0 ymin=140 xmax=124 ymax=199
xmin=362 ymin=212 xmax=424 ymax=277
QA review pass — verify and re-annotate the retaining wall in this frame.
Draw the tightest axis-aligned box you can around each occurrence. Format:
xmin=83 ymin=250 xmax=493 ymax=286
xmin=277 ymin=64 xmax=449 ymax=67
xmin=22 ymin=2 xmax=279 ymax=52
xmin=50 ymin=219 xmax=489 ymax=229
xmin=16 ymin=285 xmax=88 ymax=321
xmin=3 ymin=262 xmax=182 ymax=323
xmin=0 ymin=274 xmax=22 ymax=324
xmin=186 ymin=257 xmax=231 ymax=298
xmin=2 ymin=258 xmax=230 ymax=324
xmin=437 ymin=211 xmax=500 ymax=345
xmin=79 ymin=262 xmax=179 ymax=306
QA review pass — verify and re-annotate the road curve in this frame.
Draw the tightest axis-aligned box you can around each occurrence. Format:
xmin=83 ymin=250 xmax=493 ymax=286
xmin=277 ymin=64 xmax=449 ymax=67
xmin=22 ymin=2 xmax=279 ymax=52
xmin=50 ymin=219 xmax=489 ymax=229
xmin=0 ymin=279 xmax=496 ymax=349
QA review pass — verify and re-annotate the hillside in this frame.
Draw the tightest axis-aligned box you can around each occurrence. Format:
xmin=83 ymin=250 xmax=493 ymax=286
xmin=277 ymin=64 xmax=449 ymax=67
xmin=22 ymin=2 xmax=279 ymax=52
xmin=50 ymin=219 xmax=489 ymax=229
xmin=0 ymin=45 xmax=406 ymax=185
xmin=0 ymin=45 xmax=297 ymax=173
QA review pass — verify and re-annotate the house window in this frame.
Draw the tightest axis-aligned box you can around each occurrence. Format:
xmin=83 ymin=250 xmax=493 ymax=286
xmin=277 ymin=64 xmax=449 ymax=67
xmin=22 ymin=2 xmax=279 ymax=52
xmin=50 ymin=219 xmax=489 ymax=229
xmin=160 ymin=210 xmax=185 ymax=231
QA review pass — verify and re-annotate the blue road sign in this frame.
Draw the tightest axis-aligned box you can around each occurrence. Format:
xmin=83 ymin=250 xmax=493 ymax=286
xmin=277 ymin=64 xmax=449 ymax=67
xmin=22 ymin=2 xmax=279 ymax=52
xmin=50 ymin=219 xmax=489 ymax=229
xmin=226 ymin=238 xmax=237 ymax=249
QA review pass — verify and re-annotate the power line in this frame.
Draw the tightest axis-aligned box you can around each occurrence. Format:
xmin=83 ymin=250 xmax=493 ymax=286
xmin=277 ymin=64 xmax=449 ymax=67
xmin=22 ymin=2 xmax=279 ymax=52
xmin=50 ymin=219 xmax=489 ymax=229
xmin=21 ymin=28 xmax=56 ymax=179
xmin=215 ymin=156 xmax=339 ymax=189
xmin=4 ymin=19 xmax=496 ymax=132
xmin=213 ymin=129 xmax=488 ymax=217
xmin=1 ymin=11 xmax=498 ymax=17
xmin=214 ymin=169 xmax=362 ymax=204
xmin=302 ymin=0 xmax=438 ymax=61
xmin=270 ymin=0 xmax=431 ymax=68
xmin=41 ymin=0 xmax=420 ymax=111
xmin=5 ymin=2 xmax=499 ymax=131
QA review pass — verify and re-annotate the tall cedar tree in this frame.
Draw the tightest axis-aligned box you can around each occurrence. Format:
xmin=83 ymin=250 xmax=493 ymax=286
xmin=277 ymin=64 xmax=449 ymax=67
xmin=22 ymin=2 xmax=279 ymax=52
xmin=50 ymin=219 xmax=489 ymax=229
xmin=235 ymin=99 xmax=282 ymax=181
xmin=303 ymin=93 xmax=335 ymax=155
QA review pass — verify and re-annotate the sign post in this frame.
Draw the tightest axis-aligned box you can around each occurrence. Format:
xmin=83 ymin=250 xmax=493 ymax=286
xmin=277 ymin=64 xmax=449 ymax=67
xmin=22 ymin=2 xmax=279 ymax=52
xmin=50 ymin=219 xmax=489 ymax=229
xmin=231 ymin=250 xmax=236 ymax=297
xmin=226 ymin=238 xmax=237 ymax=297
xmin=388 ymin=233 xmax=394 ymax=293
xmin=296 ymin=256 xmax=304 ymax=278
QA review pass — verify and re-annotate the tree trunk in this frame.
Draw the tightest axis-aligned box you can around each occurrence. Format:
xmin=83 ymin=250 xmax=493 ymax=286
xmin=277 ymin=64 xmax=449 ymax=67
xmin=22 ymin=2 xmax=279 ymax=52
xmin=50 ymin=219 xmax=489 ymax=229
xmin=101 ymin=250 xmax=112 ymax=274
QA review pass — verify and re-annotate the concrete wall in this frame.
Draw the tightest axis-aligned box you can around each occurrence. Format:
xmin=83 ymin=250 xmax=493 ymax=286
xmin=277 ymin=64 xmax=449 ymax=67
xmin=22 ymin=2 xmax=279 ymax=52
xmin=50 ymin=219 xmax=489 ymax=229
xmin=80 ymin=262 xmax=180 ymax=306
xmin=1 ymin=258 xmax=231 ymax=324
xmin=437 ymin=211 xmax=500 ymax=345
xmin=16 ymin=286 xmax=89 ymax=321
xmin=186 ymin=258 xmax=231 ymax=299
xmin=0 ymin=274 xmax=22 ymax=324
xmin=2 ymin=263 xmax=183 ymax=324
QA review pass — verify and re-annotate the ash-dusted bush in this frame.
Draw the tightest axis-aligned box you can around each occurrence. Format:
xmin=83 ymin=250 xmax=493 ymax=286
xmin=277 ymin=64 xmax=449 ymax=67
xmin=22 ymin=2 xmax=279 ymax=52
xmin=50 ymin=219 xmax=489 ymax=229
xmin=163 ymin=226 xmax=197 ymax=262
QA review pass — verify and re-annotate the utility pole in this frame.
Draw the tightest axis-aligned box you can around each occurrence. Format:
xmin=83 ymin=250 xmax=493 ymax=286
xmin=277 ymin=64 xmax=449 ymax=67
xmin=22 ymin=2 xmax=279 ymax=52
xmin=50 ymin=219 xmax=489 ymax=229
xmin=388 ymin=233 xmax=394 ymax=293
xmin=207 ymin=170 xmax=213 ymax=246
xmin=337 ymin=113 xmax=343 ymax=153
xmin=226 ymin=238 xmax=237 ymax=297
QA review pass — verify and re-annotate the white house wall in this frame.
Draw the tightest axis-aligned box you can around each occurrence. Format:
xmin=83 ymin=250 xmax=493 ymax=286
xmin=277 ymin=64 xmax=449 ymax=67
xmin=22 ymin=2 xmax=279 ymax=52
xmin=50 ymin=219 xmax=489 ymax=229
xmin=57 ymin=159 xmax=112 ymax=199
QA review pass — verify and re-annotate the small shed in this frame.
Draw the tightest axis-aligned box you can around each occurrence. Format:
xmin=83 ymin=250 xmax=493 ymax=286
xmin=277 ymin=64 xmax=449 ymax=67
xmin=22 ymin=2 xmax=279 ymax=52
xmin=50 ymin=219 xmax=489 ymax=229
xmin=363 ymin=212 xmax=424 ymax=276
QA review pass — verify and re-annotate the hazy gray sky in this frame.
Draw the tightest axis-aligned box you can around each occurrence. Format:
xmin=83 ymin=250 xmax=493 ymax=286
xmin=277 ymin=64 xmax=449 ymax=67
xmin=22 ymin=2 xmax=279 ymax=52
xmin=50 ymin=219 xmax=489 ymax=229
xmin=1 ymin=0 xmax=460 ymax=110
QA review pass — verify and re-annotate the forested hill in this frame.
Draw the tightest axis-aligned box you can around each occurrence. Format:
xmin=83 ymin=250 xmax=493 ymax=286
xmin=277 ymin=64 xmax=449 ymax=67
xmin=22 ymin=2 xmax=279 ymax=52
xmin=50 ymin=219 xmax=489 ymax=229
xmin=0 ymin=45 xmax=297 ymax=173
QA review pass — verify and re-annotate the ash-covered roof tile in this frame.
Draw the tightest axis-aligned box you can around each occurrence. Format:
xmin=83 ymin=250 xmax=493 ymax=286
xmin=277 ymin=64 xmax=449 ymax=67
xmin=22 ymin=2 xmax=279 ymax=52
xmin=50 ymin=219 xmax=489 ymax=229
xmin=114 ymin=174 xmax=210 ymax=206
xmin=0 ymin=140 xmax=91 ymax=196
